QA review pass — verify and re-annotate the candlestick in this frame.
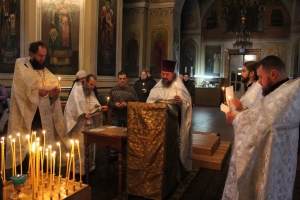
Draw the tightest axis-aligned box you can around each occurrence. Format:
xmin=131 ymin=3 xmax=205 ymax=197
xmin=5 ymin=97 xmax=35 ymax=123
xmin=76 ymin=140 xmax=82 ymax=184
xmin=17 ymin=133 xmax=22 ymax=174
xmin=57 ymin=142 xmax=61 ymax=188
xmin=175 ymin=82 xmax=177 ymax=95
xmin=106 ymin=96 xmax=110 ymax=106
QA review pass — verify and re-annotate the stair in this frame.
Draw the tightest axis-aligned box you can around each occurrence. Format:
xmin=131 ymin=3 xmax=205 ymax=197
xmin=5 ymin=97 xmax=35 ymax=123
xmin=192 ymin=132 xmax=231 ymax=170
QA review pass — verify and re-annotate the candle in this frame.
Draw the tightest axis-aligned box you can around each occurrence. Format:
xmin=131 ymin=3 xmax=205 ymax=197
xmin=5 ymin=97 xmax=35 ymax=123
xmin=12 ymin=138 xmax=16 ymax=176
xmin=36 ymin=141 xmax=40 ymax=188
xmin=31 ymin=143 xmax=35 ymax=199
xmin=26 ymin=134 xmax=31 ymax=173
xmin=58 ymin=77 xmax=61 ymax=87
xmin=42 ymin=130 xmax=46 ymax=156
xmin=228 ymin=96 xmax=231 ymax=110
xmin=40 ymin=147 xmax=44 ymax=199
xmin=106 ymin=96 xmax=110 ymax=106
xmin=33 ymin=131 xmax=36 ymax=142
xmin=45 ymin=148 xmax=48 ymax=182
xmin=66 ymin=153 xmax=70 ymax=180
xmin=17 ymin=133 xmax=22 ymax=174
xmin=175 ymin=82 xmax=178 ymax=95
xmin=49 ymin=145 xmax=52 ymax=187
xmin=70 ymin=140 xmax=75 ymax=186
xmin=8 ymin=135 xmax=13 ymax=176
xmin=142 ymin=83 xmax=145 ymax=89
xmin=1 ymin=137 xmax=5 ymax=181
xmin=57 ymin=142 xmax=61 ymax=188
xmin=52 ymin=151 xmax=56 ymax=185
xmin=222 ymin=87 xmax=226 ymax=103
xmin=76 ymin=140 xmax=82 ymax=183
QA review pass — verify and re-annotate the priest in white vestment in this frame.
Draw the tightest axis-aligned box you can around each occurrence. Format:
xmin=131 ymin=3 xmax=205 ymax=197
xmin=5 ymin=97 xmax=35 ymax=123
xmin=6 ymin=41 xmax=66 ymax=172
xmin=223 ymin=55 xmax=300 ymax=200
xmin=231 ymin=61 xmax=262 ymax=113
xmin=147 ymin=60 xmax=193 ymax=179
xmin=64 ymin=74 xmax=107 ymax=174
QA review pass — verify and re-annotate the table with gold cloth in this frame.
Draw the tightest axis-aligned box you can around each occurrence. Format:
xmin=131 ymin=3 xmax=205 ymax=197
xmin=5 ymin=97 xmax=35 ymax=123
xmin=127 ymin=102 xmax=179 ymax=200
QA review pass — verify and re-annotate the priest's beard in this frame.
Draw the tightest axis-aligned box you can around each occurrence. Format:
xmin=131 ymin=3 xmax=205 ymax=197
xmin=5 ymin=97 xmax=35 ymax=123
xmin=241 ymin=75 xmax=250 ymax=84
xmin=262 ymin=77 xmax=273 ymax=96
xmin=30 ymin=57 xmax=45 ymax=70
xmin=162 ymin=74 xmax=176 ymax=88
xmin=83 ymin=85 xmax=92 ymax=96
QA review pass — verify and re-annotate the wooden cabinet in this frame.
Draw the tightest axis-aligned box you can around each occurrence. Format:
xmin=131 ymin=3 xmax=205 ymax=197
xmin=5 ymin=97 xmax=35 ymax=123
xmin=195 ymin=88 xmax=223 ymax=106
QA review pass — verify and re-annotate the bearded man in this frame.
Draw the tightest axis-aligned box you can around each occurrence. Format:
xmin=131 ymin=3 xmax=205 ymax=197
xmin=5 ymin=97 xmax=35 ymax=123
xmin=6 ymin=41 xmax=65 ymax=174
xmin=223 ymin=55 xmax=300 ymax=199
xmin=147 ymin=60 xmax=193 ymax=180
xmin=64 ymin=74 xmax=107 ymax=175
xmin=231 ymin=61 xmax=262 ymax=112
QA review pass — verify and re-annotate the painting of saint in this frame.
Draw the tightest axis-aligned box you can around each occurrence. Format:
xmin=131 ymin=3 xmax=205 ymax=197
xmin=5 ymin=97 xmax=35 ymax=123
xmin=154 ymin=32 xmax=166 ymax=73
xmin=0 ymin=0 xmax=20 ymax=73
xmin=41 ymin=0 xmax=80 ymax=75
xmin=97 ymin=0 xmax=117 ymax=76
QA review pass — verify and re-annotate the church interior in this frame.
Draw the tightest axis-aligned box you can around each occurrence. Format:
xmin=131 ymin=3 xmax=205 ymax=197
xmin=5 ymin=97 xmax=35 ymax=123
xmin=0 ymin=0 xmax=299 ymax=199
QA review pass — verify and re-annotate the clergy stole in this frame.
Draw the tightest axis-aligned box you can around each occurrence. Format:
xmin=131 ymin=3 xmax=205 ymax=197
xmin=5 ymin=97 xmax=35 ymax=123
xmin=126 ymin=102 xmax=178 ymax=200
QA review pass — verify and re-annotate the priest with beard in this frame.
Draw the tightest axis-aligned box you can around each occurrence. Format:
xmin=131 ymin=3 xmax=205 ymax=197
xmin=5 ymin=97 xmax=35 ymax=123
xmin=230 ymin=61 xmax=262 ymax=113
xmin=223 ymin=56 xmax=300 ymax=199
xmin=64 ymin=74 xmax=107 ymax=175
xmin=6 ymin=41 xmax=66 ymax=175
xmin=147 ymin=60 xmax=193 ymax=180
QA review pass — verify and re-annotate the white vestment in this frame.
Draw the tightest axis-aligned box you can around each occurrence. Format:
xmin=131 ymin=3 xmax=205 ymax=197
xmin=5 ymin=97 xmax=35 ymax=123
xmin=6 ymin=58 xmax=66 ymax=169
xmin=240 ymin=81 xmax=262 ymax=109
xmin=222 ymin=78 xmax=300 ymax=200
xmin=64 ymin=82 xmax=103 ymax=175
xmin=147 ymin=74 xmax=193 ymax=172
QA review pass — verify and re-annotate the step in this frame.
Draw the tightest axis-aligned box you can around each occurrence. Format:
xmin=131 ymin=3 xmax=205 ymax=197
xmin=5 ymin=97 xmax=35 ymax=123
xmin=192 ymin=141 xmax=231 ymax=170
xmin=192 ymin=133 xmax=220 ymax=156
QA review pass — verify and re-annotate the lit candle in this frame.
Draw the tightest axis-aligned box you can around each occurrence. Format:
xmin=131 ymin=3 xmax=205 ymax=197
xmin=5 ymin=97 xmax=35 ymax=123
xmin=52 ymin=151 xmax=56 ymax=186
xmin=70 ymin=140 xmax=75 ymax=186
xmin=58 ymin=77 xmax=61 ymax=87
xmin=17 ymin=133 xmax=22 ymax=174
xmin=8 ymin=135 xmax=13 ymax=176
xmin=175 ymin=82 xmax=177 ymax=95
xmin=36 ymin=139 xmax=40 ymax=188
xmin=66 ymin=153 xmax=70 ymax=185
xmin=57 ymin=142 xmax=61 ymax=188
xmin=142 ymin=83 xmax=145 ymax=89
xmin=1 ymin=137 xmax=5 ymax=181
xmin=12 ymin=138 xmax=16 ymax=176
xmin=76 ymin=140 xmax=82 ymax=183
xmin=228 ymin=96 xmax=231 ymax=110
xmin=222 ymin=87 xmax=226 ymax=103
xmin=106 ymin=96 xmax=110 ymax=106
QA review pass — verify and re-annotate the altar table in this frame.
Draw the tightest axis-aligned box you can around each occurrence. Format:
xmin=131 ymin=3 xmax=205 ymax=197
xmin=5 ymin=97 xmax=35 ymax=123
xmin=82 ymin=125 xmax=127 ymax=199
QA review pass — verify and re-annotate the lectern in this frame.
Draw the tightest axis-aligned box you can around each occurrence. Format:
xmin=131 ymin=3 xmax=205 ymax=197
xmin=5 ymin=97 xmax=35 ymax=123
xmin=126 ymin=102 xmax=179 ymax=200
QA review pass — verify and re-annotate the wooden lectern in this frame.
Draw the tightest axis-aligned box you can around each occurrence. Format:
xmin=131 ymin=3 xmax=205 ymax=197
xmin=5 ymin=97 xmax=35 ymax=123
xmin=126 ymin=102 xmax=179 ymax=200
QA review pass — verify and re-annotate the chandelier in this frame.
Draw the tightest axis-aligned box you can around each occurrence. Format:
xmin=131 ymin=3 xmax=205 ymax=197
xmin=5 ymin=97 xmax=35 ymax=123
xmin=233 ymin=16 xmax=252 ymax=49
